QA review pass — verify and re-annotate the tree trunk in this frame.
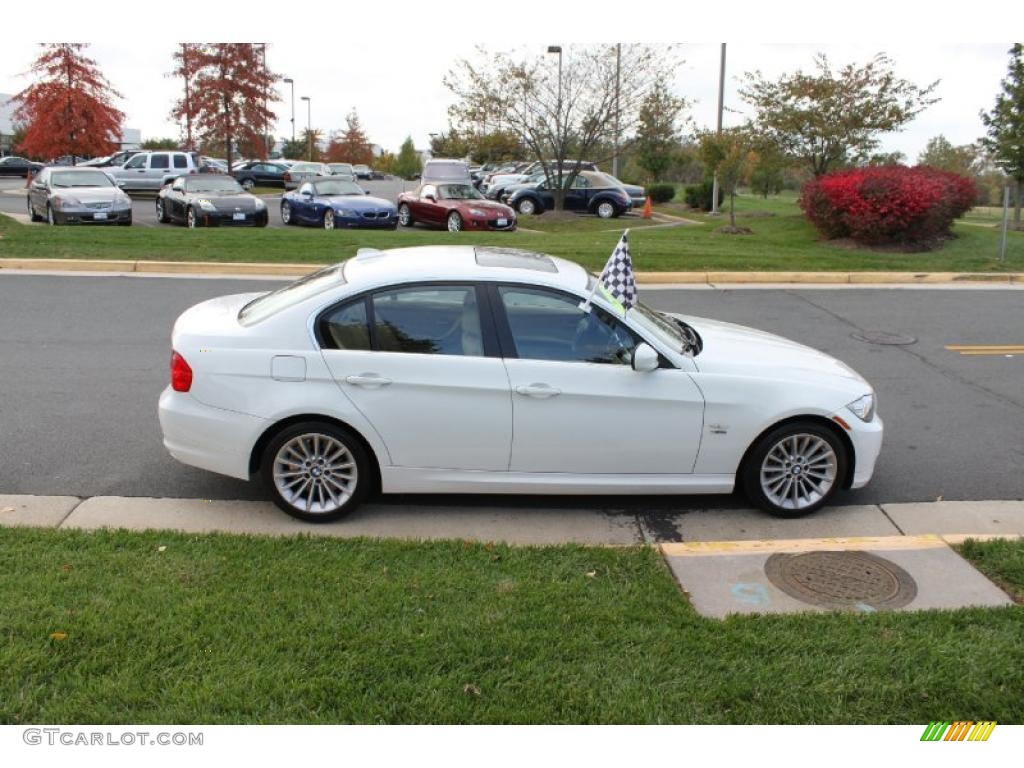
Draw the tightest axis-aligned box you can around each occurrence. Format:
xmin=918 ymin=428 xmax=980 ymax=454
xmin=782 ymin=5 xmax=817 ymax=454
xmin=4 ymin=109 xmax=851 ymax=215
xmin=1015 ymin=178 xmax=1022 ymax=229
xmin=729 ymin=189 xmax=736 ymax=228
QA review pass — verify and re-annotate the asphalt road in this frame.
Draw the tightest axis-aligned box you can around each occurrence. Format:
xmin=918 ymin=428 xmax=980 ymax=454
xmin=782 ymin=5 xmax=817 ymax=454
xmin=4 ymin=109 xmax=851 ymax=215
xmin=1 ymin=274 xmax=1022 ymax=511
xmin=0 ymin=177 xmax=416 ymax=228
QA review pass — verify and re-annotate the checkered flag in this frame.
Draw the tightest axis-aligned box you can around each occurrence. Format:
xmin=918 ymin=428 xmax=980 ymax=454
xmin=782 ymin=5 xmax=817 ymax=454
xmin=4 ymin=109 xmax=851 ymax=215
xmin=583 ymin=230 xmax=637 ymax=315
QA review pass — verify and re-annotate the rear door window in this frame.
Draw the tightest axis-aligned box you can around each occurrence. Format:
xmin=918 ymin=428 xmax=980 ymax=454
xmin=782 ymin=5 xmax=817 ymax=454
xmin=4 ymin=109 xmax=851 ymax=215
xmin=150 ymin=154 xmax=170 ymax=169
xmin=372 ymin=286 xmax=483 ymax=357
xmin=173 ymin=154 xmax=188 ymax=168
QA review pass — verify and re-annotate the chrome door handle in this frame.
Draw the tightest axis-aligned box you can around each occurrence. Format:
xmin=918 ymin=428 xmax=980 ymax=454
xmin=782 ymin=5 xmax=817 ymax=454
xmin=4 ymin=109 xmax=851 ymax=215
xmin=345 ymin=373 xmax=392 ymax=388
xmin=515 ymin=383 xmax=561 ymax=398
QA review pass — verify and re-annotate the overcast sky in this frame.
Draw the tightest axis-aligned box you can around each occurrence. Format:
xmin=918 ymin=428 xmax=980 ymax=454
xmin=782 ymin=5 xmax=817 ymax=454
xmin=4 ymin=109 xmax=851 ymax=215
xmin=0 ymin=41 xmax=1012 ymax=160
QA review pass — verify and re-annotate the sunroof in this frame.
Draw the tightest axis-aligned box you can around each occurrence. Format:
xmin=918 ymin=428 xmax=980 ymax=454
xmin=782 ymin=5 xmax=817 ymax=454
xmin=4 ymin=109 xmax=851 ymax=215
xmin=474 ymin=247 xmax=558 ymax=273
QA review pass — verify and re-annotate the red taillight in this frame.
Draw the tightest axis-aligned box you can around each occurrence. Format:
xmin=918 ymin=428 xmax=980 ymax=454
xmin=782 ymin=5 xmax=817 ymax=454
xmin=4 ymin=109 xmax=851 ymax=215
xmin=170 ymin=351 xmax=192 ymax=392
xmin=283 ymin=171 xmax=291 ymax=181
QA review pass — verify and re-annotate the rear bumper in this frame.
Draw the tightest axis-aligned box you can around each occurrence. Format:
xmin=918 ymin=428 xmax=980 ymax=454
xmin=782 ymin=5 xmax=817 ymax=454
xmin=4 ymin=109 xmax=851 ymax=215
xmin=846 ymin=413 xmax=884 ymax=489
xmin=53 ymin=209 xmax=132 ymax=224
xmin=158 ymin=387 xmax=267 ymax=481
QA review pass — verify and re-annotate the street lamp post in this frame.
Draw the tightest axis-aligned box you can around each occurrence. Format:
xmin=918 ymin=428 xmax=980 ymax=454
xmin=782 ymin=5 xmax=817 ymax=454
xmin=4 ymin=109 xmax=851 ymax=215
xmin=301 ymin=96 xmax=311 ymax=161
xmin=283 ymin=78 xmax=295 ymax=143
xmin=547 ymin=45 xmax=563 ymax=191
xmin=613 ymin=43 xmax=621 ymax=178
xmin=711 ymin=43 xmax=726 ymax=215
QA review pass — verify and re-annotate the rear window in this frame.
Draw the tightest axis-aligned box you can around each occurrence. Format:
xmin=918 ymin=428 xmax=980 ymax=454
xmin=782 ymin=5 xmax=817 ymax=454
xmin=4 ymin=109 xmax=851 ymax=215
xmin=238 ymin=264 xmax=347 ymax=326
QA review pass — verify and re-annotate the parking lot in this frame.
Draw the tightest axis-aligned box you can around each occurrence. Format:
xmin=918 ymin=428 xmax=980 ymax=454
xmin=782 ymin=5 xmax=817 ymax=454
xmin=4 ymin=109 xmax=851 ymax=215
xmin=1 ymin=271 xmax=1021 ymax=517
xmin=0 ymin=176 xmax=416 ymax=228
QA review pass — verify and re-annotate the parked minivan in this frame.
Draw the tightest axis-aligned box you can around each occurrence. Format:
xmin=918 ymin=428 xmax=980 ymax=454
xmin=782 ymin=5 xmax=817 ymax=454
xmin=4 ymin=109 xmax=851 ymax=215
xmin=421 ymin=158 xmax=471 ymax=184
xmin=110 ymin=151 xmax=200 ymax=191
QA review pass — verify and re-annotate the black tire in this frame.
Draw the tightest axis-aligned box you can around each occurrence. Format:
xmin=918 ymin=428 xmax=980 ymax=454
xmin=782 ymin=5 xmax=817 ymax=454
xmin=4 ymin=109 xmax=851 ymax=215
xmin=397 ymin=203 xmax=414 ymax=227
xmin=261 ymin=421 xmax=372 ymax=523
xmin=186 ymin=207 xmax=199 ymax=229
xmin=46 ymin=204 xmax=58 ymax=226
xmin=156 ymin=198 xmax=170 ymax=223
xmin=740 ymin=420 xmax=848 ymax=518
xmin=323 ymin=209 xmax=335 ymax=230
xmin=240 ymin=178 xmax=255 ymax=190
xmin=118 ymin=216 xmax=132 ymax=227
xmin=595 ymin=200 xmax=617 ymax=219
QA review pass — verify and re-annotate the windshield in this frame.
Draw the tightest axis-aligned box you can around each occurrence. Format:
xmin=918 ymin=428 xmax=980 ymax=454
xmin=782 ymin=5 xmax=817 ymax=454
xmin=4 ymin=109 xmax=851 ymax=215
xmin=313 ymin=180 xmax=363 ymax=196
xmin=187 ymin=177 xmax=243 ymax=193
xmin=51 ymin=170 xmax=114 ymax=188
xmin=438 ymin=184 xmax=483 ymax=200
xmin=586 ymin=275 xmax=696 ymax=354
xmin=239 ymin=263 xmax=347 ymax=326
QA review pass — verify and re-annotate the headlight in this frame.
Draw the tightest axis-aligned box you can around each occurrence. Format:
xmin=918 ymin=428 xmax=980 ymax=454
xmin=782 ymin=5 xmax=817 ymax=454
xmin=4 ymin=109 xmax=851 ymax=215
xmin=846 ymin=393 xmax=876 ymax=422
xmin=54 ymin=196 xmax=82 ymax=209
xmin=468 ymin=208 xmax=487 ymax=217
xmin=334 ymin=208 xmax=355 ymax=217
xmin=253 ymin=198 xmax=265 ymax=209
xmin=196 ymin=198 xmax=216 ymax=211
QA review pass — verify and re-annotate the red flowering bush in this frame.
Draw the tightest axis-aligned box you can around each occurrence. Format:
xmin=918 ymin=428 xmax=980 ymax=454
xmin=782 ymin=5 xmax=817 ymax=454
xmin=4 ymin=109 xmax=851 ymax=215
xmin=800 ymin=166 xmax=976 ymax=246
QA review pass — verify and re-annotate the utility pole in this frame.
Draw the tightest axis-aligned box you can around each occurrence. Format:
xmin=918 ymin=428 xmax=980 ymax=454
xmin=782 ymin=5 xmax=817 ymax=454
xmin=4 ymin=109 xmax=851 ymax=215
xmin=711 ymin=43 xmax=726 ymax=215
xmin=613 ymin=43 xmax=621 ymax=178
xmin=301 ymin=96 xmax=311 ymax=160
xmin=283 ymin=78 xmax=295 ymax=143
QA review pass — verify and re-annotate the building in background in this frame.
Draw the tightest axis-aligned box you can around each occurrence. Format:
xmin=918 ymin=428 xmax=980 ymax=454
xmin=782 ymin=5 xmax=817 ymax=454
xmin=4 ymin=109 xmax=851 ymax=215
xmin=0 ymin=93 xmax=140 ymax=157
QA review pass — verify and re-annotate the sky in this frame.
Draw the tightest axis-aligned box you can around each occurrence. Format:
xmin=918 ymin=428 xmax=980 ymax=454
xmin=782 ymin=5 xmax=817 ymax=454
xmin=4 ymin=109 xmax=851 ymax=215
xmin=0 ymin=40 xmax=1013 ymax=160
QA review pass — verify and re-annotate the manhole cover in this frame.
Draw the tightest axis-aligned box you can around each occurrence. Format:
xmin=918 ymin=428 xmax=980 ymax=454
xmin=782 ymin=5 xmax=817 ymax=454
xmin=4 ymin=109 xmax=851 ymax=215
xmin=764 ymin=550 xmax=917 ymax=610
xmin=851 ymin=330 xmax=917 ymax=346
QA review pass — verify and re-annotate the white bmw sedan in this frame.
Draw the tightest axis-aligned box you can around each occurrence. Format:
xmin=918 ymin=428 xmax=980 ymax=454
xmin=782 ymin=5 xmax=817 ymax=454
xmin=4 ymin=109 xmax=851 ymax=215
xmin=158 ymin=246 xmax=883 ymax=522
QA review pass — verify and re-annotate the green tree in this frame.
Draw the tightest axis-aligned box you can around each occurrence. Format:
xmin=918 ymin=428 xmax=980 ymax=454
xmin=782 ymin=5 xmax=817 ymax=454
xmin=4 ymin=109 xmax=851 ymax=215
xmin=866 ymin=151 xmax=907 ymax=166
xmin=429 ymin=130 xmax=472 ymax=159
xmin=698 ymin=127 xmax=756 ymax=229
xmin=634 ymin=75 xmax=687 ymax=182
xmin=141 ymin=137 xmax=179 ymax=150
xmin=981 ymin=43 xmax=1024 ymax=228
xmin=740 ymin=53 xmax=938 ymax=177
xmin=749 ymin=142 xmax=788 ymax=198
xmin=917 ymin=135 xmax=983 ymax=178
xmin=393 ymin=136 xmax=422 ymax=179
xmin=281 ymin=137 xmax=306 ymax=160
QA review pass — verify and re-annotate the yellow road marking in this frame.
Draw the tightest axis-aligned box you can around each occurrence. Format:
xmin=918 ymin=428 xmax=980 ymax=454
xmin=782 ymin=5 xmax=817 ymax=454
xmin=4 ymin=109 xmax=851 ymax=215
xmin=945 ymin=344 xmax=1024 ymax=356
xmin=659 ymin=534 xmax=946 ymax=557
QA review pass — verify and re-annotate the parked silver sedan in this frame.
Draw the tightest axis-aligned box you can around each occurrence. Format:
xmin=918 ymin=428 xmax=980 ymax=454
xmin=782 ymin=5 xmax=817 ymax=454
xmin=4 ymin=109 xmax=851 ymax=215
xmin=284 ymin=162 xmax=331 ymax=190
xmin=27 ymin=167 xmax=133 ymax=225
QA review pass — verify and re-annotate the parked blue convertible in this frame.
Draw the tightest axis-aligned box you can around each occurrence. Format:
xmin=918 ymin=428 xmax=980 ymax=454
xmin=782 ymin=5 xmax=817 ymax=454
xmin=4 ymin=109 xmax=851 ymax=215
xmin=280 ymin=179 xmax=398 ymax=230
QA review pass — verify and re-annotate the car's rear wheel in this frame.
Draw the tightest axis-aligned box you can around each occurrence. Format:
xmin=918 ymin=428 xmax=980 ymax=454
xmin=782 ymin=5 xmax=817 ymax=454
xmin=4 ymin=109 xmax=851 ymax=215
xmin=516 ymin=198 xmax=536 ymax=215
xmin=596 ymin=200 xmax=616 ymax=219
xmin=281 ymin=201 xmax=295 ymax=225
xmin=186 ymin=207 xmax=199 ymax=228
xmin=398 ymin=203 xmax=413 ymax=227
xmin=155 ymin=199 xmax=169 ymax=223
xmin=447 ymin=211 xmax=462 ymax=232
xmin=240 ymin=178 xmax=255 ymax=190
xmin=46 ymin=204 xmax=57 ymax=225
xmin=27 ymin=197 xmax=42 ymax=222
xmin=323 ymin=209 xmax=335 ymax=230
xmin=741 ymin=421 xmax=847 ymax=518
xmin=262 ymin=421 xmax=370 ymax=522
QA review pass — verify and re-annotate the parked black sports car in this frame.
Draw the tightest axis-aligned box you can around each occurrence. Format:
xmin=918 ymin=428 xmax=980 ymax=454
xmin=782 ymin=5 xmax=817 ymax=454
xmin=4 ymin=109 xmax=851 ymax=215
xmin=0 ymin=155 xmax=43 ymax=178
xmin=231 ymin=160 xmax=290 ymax=189
xmin=155 ymin=174 xmax=269 ymax=228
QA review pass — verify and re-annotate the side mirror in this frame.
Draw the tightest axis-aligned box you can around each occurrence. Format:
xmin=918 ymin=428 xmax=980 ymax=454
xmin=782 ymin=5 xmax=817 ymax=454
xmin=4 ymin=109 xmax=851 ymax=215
xmin=424 ymin=194 xmax=436 ymax=202
xmin=365 ymin=190 xmax=371 ymax=195
xmin=116 ymin=180 xmax=126 ymax=188
xmin=301 ymin=190 xmax=313 ymax=198
xmin=631 ymin=343 xmax=660 ymax=373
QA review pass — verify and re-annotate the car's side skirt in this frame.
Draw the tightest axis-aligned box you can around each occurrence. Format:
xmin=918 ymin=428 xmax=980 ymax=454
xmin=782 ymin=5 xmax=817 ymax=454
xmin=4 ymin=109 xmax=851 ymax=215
xmin=381 ymin=467 xmax=734 ymax=495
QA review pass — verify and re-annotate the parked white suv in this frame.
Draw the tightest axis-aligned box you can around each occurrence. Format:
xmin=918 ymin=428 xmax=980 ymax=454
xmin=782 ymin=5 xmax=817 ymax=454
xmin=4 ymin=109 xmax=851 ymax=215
xmin=110 ymin=151 xmax=200 ymax=191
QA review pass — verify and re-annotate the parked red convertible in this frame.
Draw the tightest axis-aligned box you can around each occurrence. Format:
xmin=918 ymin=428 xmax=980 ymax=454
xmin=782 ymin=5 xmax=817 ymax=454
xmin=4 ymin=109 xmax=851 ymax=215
xmin=397 ymin=182 xmax=517 ymax=232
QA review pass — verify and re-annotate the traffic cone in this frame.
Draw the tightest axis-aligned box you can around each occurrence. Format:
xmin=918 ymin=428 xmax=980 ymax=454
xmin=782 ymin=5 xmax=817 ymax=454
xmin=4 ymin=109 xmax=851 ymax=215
xmin=642 ymin=196 xmax=652 ymax=219
xmin=25 ymin=169 xmax=33 ymax=189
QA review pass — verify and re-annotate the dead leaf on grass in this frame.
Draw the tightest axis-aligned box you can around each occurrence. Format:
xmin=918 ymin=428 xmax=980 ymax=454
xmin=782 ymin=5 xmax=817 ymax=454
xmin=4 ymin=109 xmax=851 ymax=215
xmin=463 ymin=683 xmax=481 ymax=697
xmin=586 ymin=570 xmax=598 ymax=578
xmin=49 ymin=632 xmax=68 ymax=641
xmin=0 ymin=506 xmax=15 ymax=514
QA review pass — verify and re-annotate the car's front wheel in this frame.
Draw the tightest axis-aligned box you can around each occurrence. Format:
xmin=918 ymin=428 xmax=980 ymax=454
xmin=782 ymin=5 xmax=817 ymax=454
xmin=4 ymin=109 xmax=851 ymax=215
xmin=398 ymin=203 xmax=413 ymax=227
xmin=46 ymin=204 xmax=58 ymax=225
xmin=281 ymin=201 xmax=295 ymax=225
xmin=240 ymin=178 xmax=255 ymax=190
xmin=323 ymin=209 xmax=335 ymax=230
xmin=595 ymin=200 xmax=617 ymax=219
xmin=447 ymin=211 xmax=463 ymax=232
xmin=741 ymin=421 xmax=847 ymax=518
xmin=262 ymin=421 xmax=371 ymax=522
xmin=516 ymin=198 xmax=536 ymax=215
xmin=156 ymin=198 xmax=169 ymax=223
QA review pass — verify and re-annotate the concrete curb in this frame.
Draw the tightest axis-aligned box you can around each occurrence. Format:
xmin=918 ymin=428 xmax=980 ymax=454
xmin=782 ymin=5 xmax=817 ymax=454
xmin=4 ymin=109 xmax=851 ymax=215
xmin=1 ymin=257 xmax=1021 ymax=284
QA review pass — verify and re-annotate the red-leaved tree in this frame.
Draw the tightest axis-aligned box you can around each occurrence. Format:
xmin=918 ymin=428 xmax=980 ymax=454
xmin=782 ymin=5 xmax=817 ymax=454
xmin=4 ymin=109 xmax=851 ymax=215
xmin=168 ymin=44 xmax=201 ymax=150
xmin=171 ymin=43 xmax=278 ymax=167
xmin=326 ymin=110 xmax=373 ymax=165
xmin=13 ymin=44 xmax=125 ymax=161
xmin=800 ymin=166 xmax=976 ymax=246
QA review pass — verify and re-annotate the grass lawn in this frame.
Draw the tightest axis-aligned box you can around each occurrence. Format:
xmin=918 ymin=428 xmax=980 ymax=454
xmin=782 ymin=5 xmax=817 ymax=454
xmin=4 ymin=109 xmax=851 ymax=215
xmin=1 ymin=191 xmax=1021 ymax=272
xmin=1 ymin=526 xmax=1021 ymax=724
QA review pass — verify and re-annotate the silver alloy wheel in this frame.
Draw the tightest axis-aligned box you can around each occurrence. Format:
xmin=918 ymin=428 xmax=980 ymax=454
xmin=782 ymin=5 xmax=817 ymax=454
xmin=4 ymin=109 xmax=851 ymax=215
xmin=447 ymin=212 xmax=462 ymax=232
xmin=323 ymin=209 xmax=335 ymax=230
xmin=281 ymin=201 xmax=291 ymax=224
xmin=187 ymin=208 xmax=197 ymax=228
xmin=47 ymin=205 xmax=56 ymax=225
xmin=241 ymin=178 xmax=254 ymax=190
xmin=518 ymin=198 xmax=535 ymax=215
xmin=760 ymin=433 xmax=838 ymax=512
xmin=596 ymin=201 xmax=615 ymax=219
xmin=398 ymin=204 xmax=411 ymax=226
xmin=272 ymin=432 xmax=357 ymax=515
xmin=155 ymin=199 xmax=164 ymax=221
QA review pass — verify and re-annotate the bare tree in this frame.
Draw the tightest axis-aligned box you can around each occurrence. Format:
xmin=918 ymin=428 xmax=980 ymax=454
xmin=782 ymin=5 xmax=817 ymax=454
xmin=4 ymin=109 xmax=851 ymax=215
xmin=445 ymin=45 xmax=677 ymax=210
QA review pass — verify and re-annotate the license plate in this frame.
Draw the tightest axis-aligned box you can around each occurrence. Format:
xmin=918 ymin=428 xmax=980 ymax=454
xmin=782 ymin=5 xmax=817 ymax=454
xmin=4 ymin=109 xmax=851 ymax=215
xmin=496 ymin=218 xmax=507 ymax=226
xmin=93 ymin=212 xmax=108 ymax=220
xmin=233 ymin=212 xmax=246 ymax=221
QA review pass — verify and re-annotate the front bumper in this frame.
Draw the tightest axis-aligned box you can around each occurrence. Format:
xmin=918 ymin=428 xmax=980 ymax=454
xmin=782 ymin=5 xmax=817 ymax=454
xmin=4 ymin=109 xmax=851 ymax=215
xmin=158 ymin=387 xmax=267 ymax=481
xmin=334 ymin=211 xmax=399 ymax=229
xmin=465 ymin=216 xmax=516 ymax=231
xmin=53 ymin=207 xmax=132 ymax=224
xmin=198 ymin=208 xmax=269 ymax=227
xmin=843 ymin=412 xmax=884 ymax=489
